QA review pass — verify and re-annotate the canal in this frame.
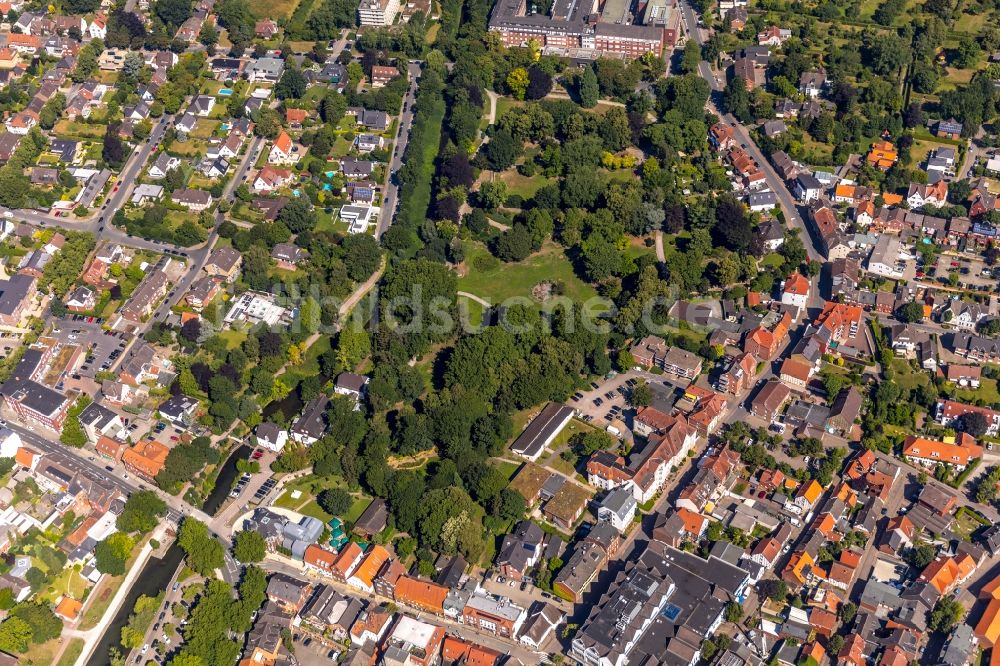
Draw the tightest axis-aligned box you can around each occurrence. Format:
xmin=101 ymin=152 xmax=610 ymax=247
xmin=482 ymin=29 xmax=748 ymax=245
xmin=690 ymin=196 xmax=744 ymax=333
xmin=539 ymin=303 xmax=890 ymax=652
xmin=261 ymin=375 xmax=330 ymax=422
xmin=87 ymin=542 xmax=184 ymax=666
xmin=201 ymin=444 xmax=252 ymax=516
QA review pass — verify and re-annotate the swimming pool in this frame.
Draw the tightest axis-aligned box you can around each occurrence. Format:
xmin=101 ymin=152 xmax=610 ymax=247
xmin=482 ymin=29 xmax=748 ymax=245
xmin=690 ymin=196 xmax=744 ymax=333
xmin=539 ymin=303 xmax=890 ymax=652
xmin=218 ymin=88 xmax=234 ymax=96
xmin=322 ymin=183 xmax=332 ymax=191
xmin=325 ymin=171 xmax=335 ymax=178
xmin=292 ymin=189 xmax=301 ymax=197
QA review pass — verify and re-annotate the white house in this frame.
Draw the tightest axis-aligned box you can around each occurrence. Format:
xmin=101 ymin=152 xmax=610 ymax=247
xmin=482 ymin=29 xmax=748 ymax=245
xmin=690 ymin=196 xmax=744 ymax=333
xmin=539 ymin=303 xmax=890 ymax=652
xmin=354 ymin=134 xmax=384 ymax=153
xmin=148 ymin=153 xmax=180 ymax=179
xmin=131 ymin=184 xmax=163 ymax=205
xmin=780 ymin=273 xmax=810 ymax=312
xmin=339 ymin=205 xmax=378 ymax=234
xmin=254 ymin=422 xmax=288 ymax=453
xmin=88 ymin=16 xmax=107 ymax=39
xmin=268 ymin=131 xmax=297 ymax=165
xmin=866 ymin=235 xmax=904 ymax=279
xmin=944 ymin=299 xmax=987 ymax=332
xmin=793 ymin=173 xmax=822 ymax=202
xmin=907 ymin=181 xmax=948 ymax=209
xmin=748 ymin=190 xmax=777 ymax=212
xmin=596 ymin=487 xmax=637 ymax=532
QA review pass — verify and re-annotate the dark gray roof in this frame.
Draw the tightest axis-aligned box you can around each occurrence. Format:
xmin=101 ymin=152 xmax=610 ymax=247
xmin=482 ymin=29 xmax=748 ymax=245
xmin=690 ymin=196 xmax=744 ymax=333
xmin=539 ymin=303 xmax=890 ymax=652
xmin=353 ymin=498 xmax=387 ymax=536
xmin=0 ymin=274 xmax=35 ymax=317
xmin=511 ymin=402 xmax=574 ymax=459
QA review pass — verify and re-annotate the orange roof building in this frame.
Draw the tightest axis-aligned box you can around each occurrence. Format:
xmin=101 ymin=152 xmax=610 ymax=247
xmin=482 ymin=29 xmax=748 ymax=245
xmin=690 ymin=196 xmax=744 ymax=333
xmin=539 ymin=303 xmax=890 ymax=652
xmin=14 ymin=446 xmax=41 ymax=471
xmin=330 ymin=542 xmax=364 ymax=582
xmin=442 ymin=636 xmax=502 ymax=666
xmin=783 ymin=272 xmax=810 ymax=297
xmin=303 ymin=543 xmax=337 ymax=574
xmin=812 ymin=513 xmax=839 ymax=540
xmin=882 ymin=193 xmax=904 ymax=206
xmin=54 ymin=597 xmax=82 ymax=622
xmin=348 ymin=545 xmax=390 ymax=593
xmin=902 ymin=435 xmax=983 ymax=469
xmin=676 ymin=507 xmax=708 ymax=537
xmin=798 ymin=479 xmax=823 ymax=504
xmin=285 ymin=108 xmax=308 ymax=125
xmin=809 ymin=608 xmax=837 ymax=637
xmin=919 ymin=556 xmax=968 ymax=595
xmin=838 ymin=634 xmax=866 ymax=666
xmin=977 ymin=598 xmax=1000 ymax=646
xmin=121 ymin=440 xmax=169 ymax=481
xmin=881 ymin=645 xmax=910 ymax=666
xmin=980 ymin=573 xmax=1000 ymax=600
xmin=393 ymin=575 xmax=449 ymax=614
xmin=867 ymin=140 xmax=898 ymax=170
xmin=783 ymin=550 xmax=816 ymax=586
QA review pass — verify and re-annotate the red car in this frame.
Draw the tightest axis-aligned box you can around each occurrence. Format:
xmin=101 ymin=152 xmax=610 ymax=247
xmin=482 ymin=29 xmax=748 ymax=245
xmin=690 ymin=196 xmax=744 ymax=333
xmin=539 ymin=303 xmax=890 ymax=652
xmin=170 ymin=435 xmax=179 ymax=441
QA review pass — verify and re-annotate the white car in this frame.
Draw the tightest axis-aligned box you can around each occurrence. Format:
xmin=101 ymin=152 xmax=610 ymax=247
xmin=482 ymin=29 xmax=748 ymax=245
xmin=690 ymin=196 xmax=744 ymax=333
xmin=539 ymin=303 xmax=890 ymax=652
xmin=142 ymin=644 xmax=149 ymax=654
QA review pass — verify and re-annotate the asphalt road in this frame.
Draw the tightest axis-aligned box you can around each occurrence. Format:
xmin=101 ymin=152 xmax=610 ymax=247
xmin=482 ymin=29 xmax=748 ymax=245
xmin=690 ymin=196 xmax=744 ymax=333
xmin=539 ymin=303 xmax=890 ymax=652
xmin=376 ymin=61 xmax=423 ymax=238
xmin=679 ymin=0 xmax=823 ymax=263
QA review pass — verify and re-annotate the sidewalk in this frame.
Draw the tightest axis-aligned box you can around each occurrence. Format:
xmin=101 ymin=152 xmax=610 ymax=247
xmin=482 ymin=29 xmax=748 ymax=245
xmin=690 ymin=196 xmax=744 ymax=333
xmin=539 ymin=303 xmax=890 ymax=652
xmin=72 ymin=538 xmax=157 ymax=666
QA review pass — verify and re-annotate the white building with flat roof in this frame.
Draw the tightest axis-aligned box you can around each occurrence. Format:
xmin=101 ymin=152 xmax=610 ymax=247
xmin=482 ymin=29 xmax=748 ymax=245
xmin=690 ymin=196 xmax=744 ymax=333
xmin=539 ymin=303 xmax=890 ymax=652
xmin=358 ymin=0 xmax=400 ymax=25
xmin=224 ymin=291 xmax=291 ymax=327
xmin=339 ymin=205 xmax=379 ymax=234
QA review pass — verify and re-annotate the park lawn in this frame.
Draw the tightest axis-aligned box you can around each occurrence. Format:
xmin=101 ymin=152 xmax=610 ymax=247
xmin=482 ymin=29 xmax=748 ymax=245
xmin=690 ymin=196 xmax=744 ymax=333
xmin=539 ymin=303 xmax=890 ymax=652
xmin=499 ymin=171 xmax=555 ymax=198
xmin=21 ymin=637 xmax=62 ymax=666
xmin=79 ymin=573 xmax=124 ymax=630
xmin=496 ymin=97 xmax=524 ymax=121
xmin=761 ymin=253 xmax=784 ymax=269
xmin=954 ymin=377 xmax=1000 ymax=404
xmin=458 ymin=294 xmax=486 ymax=329
xmin=938 ymin=67 xmax=978 ymax=93
xmin=494 ymin=459 xmax=522 ymax=480
xmin=800 ymin=134 xmax=835 ymax=166
xmin=56 ymin=638 xmax=85 ymax=666
xmin=315 ymin=210 xmax=349 ymax=234
xmin=344 ymin=497 xmax=371 ymax=524
xmin=624 ymin=237 xmax=657 ymax=261
xmin=170 ymin=139 xmax=207 ymax=158
xmin=954 ymin=506 xmax=989 ymax=541
xmin=298 ymin=499 xmax=334 ymax=523
xmin=459 ymin=242 xmax=598 ymax=305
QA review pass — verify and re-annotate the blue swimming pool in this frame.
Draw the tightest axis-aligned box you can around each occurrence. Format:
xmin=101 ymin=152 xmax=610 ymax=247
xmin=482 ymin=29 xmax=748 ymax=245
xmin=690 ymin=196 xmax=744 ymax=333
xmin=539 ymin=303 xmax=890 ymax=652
xmin=218 ymin=88 xmax=234 ymax=96
xmin=325 ymin=171 xmax=335 ymax=178
xmin=292 ymin=189 xmax=301 ymax=197
xmin=322 ymin=183 xmax=331 ymax=191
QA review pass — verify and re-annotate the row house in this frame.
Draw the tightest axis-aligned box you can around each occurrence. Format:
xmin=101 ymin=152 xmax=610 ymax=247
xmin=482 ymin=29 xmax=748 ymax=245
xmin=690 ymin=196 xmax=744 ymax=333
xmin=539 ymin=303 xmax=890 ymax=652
xmin=717 ymin=352 xmax=758 ymax=395
xmin=675 ymin=445 xmax=741 ymax=513
xmin=587 ymin=412 xmax=697 ymax=503
xmin=744 ymin=311 xmax=792 ymax=359
xmin=937 ymin=399 xmax=1000 ymax=436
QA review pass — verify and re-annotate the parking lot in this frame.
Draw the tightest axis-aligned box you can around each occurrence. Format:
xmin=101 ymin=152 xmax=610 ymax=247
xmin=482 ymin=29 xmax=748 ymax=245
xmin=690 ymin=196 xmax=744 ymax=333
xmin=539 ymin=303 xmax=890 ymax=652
xmin=569 ymin=369 xmax=691 ymax=435
xmin=927 ymin=254 xmax=998 ymax=291
xmin=49 ymin=320 xmax=129 ymax=380
xmin=292 ymin=633 xmax=343 ymax=666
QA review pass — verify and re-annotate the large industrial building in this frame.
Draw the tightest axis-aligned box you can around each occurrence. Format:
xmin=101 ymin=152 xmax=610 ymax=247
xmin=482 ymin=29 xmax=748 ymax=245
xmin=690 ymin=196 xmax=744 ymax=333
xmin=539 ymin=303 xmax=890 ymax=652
xmin=488 ymin=0 xmax=681 ymax=58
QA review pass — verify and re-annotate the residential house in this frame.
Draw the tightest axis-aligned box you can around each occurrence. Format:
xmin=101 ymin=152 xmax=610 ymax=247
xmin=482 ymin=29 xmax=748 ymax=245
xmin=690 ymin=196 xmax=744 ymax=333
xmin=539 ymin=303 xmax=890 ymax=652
xmin=171 ymin=189 xmax=213 ymax=212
